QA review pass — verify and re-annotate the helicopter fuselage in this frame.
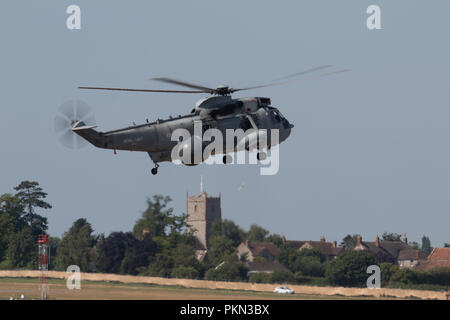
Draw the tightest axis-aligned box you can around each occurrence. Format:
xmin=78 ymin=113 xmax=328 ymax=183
xmin=73 ymin=96 xmax=293 ymax=166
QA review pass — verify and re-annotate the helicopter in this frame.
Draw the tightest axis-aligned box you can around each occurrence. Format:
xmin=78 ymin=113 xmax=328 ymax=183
xmin=54 ymin=66 xmax=349 ymax=175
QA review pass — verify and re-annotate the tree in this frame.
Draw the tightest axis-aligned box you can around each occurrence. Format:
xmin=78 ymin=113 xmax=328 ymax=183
xmin=0 ymin=194 xmax=25 ymax=264
xmin=270 ymin=270 xmax=294 ymax=284
xmin=133 ymin=195 xmax=185 ymax=238
xmin=421 ymin=236 xmax=432 ymax=254
xmin=247 ymin=224 xmax=269 ymax=242
xmin=266 ymin=234 xmax=285 ymax=248
xmin=381 ymin=232 xmax=402 ymax=242
xmin=409 ymin=241 xmax=420 ymax=250
xmin=54 ymin=219 xmax=95 ymax=272
xmin=291 ymin=255 xmax=325 ymax=277
xmin=144 ymin=253 xmax=173 ymax=277
xmin=278 ymin=248 xmax=326 ymax=277
xmin=340 ymin=234 xmax=358 ymax=250
xmin=5 ymin=227 xmax=35 ymax=269
xmin=325 ymin=250 xmax=377 ymax=287
xmin=249 ymin=272 xmax=272 ymax=283
xmin=171 ymin=266 xmax=199 ymax=279
xmin=444 ymin=243 xmax=450 ymax=248
xmin=205 ymin=261 xmax=249 ymax=282
xmin=13 ymin=181 xmax=51 ymax=236
xmin=96 ymin=232 xmax=138 ymax=274
xmin=209 ymin=219 xmax=246 ymax=247
xmin=205 ymin=235 xmax=236 ymax=266
xmin=379 ymin=262 xmax=399 ymax=287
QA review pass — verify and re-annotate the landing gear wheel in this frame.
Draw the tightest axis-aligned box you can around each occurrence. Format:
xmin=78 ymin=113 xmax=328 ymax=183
xmin=151 ymin=163 xmax=159 ymax=175
xmin=257 ymin=152 xmax=267 ymax=161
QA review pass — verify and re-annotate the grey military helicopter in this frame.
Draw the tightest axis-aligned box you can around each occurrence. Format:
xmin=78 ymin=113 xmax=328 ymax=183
xmin=54 ymin=66 xmax=348 ymax=175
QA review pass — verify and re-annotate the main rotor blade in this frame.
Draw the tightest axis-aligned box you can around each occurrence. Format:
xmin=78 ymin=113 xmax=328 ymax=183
xmin=270 ymin=65 xmax=334 ymax=81
xmin=151 ymin=77 xmax=215 ymax=92
xmin=78 ymin=86 xmax=208 ymax=94
xmin=232 ymin=69 xmax=351 ymax=93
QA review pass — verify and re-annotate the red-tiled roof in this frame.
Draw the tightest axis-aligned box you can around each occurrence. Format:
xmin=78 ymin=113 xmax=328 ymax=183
xmin=428 ymin=248 xmax=450 ymax=261
xmin=415 ymin=260 xmax=450 ymax=271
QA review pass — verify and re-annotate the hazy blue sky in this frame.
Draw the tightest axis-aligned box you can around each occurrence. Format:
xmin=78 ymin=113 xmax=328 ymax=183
xmin=1 ymin=1 xmax=449 ymax=246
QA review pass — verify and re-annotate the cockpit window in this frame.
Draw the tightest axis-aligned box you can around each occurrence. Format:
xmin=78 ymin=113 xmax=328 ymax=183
xmin=271 ymin=110 xmax=282 ymax=121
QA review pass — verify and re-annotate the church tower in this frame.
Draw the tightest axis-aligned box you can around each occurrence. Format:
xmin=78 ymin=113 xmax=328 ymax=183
xmin=186 ymin=177 xmax=221 ymax=250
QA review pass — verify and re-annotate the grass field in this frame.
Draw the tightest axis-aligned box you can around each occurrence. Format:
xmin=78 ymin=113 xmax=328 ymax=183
xmin=0 ymin=277 xmax=388 ymax=300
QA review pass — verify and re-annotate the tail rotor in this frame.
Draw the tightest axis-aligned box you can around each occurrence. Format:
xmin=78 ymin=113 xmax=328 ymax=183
xmin=54 ymin=99 xmax=96 ymax=149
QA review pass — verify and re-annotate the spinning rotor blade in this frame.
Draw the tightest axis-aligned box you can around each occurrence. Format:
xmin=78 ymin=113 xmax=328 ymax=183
xmin=54 ymin=100 xmax=96 ymax=149
xmin=270 ymin=65 xmax=334 ymax=81
xmin=231 ymin=69 xmax=351 ymax=93
xmin=79 ymin=65 xmax=350 ymax=96
xmin=151 ymin=77 xmax=215 ymax=92
xmin=78 ymin=86 xmax=207 ymax=94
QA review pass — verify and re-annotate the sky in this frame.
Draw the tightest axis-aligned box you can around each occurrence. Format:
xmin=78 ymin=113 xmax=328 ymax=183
xmin=0 ymin=1 xmax=449 ymax=246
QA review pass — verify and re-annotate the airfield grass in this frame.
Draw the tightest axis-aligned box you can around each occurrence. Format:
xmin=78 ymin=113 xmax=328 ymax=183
xmin=0 ymin=277 xmax=392 ymax=300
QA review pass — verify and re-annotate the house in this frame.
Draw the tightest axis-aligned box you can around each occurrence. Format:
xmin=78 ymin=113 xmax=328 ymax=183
xmin=286 ymin=237 xmax=343 ymax=261
xmin=397 ymin=248 xmax=428 ymax=268
xmin=237 ymin=240 xmax=280 ymax=262
xmin=354 ymin=234 xmax=425 ymax=268
xmin=415 ymin=248 xmax=450 ymax=271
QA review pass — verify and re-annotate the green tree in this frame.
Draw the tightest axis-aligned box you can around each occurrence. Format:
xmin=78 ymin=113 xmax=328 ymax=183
xmin=96 ymin=232 xmax=138 ymax=274
xmin=0 ymin=194 xmax=25 ymax=264
xmin=444 ymin=243 xmax=450 ymax=248
xmin=144 ymin=253 xmax=173 ymax=277
xmin=340 ymin=234 xmax=358 ymax=250
xmin=325 ymin=250 xmax=377 ymax=287
xmin=291 ymin=255 xmax=325 ymax=277
xmin=420 ymin=236 xmax=432 ymax=254
xmin=205 ymin=261 xmax=249 ymax=282
xmin=13 ymin=181 xmax=51 ymax=236
xmin=270 ymin=270 xmax=294 ymax=284
xmin=381 ymin=232 xmax=402 ymax=242
xmin=48 ymin=237 xmax=61 ymax=270
xmin=209 ymin=219 xmax=246 ymax=247
xmin=120 ymin=235 xmax=158 ymax=275
xmin=171 ymin=266 xmax=200 ymax=279
xmin=54 ymin=219 xmax=95 ymax=271
xmin=379 ymin=262 xmax=399 ymax=287
xmin=278 ymin=247 xmax=326 ymax=277
xmin=5 ymin=227 xmax=35 ymax=269
xmin=205 ymin=235 xmax=236 ymax=266
xmin=133 ymin=195 xmax=185 ymax=238
xmin=249 ymin=272 xmax=272 ymax=283
xmin=409 ymin=241 xmax=420 ymax=250
xmin=266 ymin=234 xmax=284 ymax=248
xmin=389 ymin=268 xmax=425 ymax=285
xmin=247 ymin=224 xmax=269 ymax=242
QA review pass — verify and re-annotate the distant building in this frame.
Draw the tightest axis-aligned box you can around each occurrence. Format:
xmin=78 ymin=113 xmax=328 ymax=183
xmin=353 ymin=234 xmax=425 ymax=268
xmin=285 ymin=237 xmax=343 ymax=261
xmin=397 ymin=248 xmax=428 ymax=268
xmin=237 ymin=240 xmax=280 ymax=262
xmin=186 ymin=189 xmax=221 ymax=251
xmin=415 ymin=248 xmax=450 ymax=271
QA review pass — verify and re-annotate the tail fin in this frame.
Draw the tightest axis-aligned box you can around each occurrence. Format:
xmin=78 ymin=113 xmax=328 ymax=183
xmin=71 ymin=121 xmax=108 ymax=149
